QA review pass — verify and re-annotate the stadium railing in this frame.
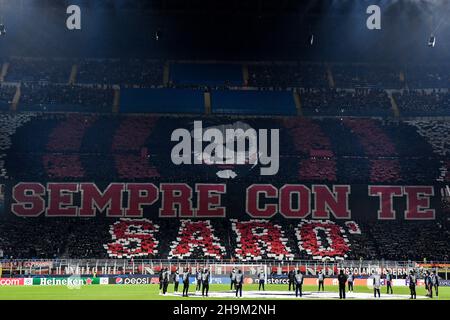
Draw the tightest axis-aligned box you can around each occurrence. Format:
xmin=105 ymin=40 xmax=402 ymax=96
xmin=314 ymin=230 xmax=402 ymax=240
xmin=1 ymin=259 xmax=449 ymax=278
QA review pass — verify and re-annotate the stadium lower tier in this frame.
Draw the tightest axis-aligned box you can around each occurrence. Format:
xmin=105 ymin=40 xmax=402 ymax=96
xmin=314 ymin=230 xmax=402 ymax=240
xmin=0 ymin=218 xmax=448 ymax=261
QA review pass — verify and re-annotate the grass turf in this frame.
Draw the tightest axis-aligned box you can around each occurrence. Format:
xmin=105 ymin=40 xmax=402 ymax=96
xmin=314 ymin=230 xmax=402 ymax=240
xmin=0 ymin=284 xmax=448 ymax=300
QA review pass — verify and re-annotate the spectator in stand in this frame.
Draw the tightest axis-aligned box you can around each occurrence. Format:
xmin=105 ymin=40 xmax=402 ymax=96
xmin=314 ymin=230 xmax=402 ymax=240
xmin=0 ymin=85 xmax=16 ymax=111
xmin=6 ymin=58 xmax=72 ymax=83
xmin=393 ymin=90 xmax=450 ymax=117
xmin=301 ymin=88 xmax=392 ymax=116
xmin=332 ymin=64 xmax=402 ymax=89
xmin=19 ymin=83 xmax=114 ymax=112
xmin=248 ymin=63 xmax=328 ymax=88
xmin=77 ymin=59 xmax=163 ymax=87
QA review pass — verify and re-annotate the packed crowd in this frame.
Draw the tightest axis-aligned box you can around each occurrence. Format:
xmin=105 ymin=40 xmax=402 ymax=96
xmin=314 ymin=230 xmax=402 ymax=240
xmin=0 ymin=58 xmax=448 ymax=116
xmin=331 ymin=64 xmax=403 ymax=89
xmin=6 ymin=58 xmax=72 ymax=83
xmin=393 ymin=90 xmax=450 ymax=116
xmin=19 ymin=84 xmax=115 ymax=112
xmin=77 ymin=59 xmax=164 ymax=87
xmin=300 ymin=88 xmax=392 ymax=116
xmin=0 ymin=59 xmax=448 ymax=264
xmin=0 ymin=84 xmax=16 ymax=111
xmin=405 ymin=65 xmax=450 ymax=89
xmin=0 ymin=114 xmax=444 ymax=183
xmin=247 ymin=63 xmax=328 ymax=88
xmin=0 ymin=217 xmax=448 ymax=262
xmin=2 ymin=58 xmax=164 ymax=87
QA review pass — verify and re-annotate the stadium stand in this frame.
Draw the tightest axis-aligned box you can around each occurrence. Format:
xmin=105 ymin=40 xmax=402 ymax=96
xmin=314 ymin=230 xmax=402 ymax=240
xmin=405 ymin=65 xmax=450 ymax=89
xmin=120 ymin=88 xmax=205 ymax=113
xmin=77 ymin=59 xmax=164 ymax=87
xmin=331 ymin=64 xmax=403 ymax=89
xmin=169 ymin=63 xmax=242 ymax=87
xmin=247 ymin=63 xmax=328 ymax=88
xmin=5 ymin=58 xmax=72 ymax=83
xmin=300 ymin=88 xmax=392 ymax=116
xmin=0 ymin=84 xmax=16 ymax=111
xmin=0 ymin=217 xmax=448 ymax=262
xmin=0 ymin=59 xmax=449 ymax=264
xmin=393 ymin=90 xmax=450 ymax=117
xmin=0 ymin=113 xmax=36 ymax=179
xmin=0 ymin=58 xmax=448 ymax=116
xmin=19 ymin=84 xmax=114 ymax=112
xmin=211 ymin=90 xmax=297 ymax=115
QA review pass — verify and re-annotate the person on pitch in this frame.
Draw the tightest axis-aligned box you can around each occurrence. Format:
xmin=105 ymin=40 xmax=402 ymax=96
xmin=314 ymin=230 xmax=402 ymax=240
xmin=372 ymin=271 xmax=381 ymax=298
xmin=338 ymin=269 xmax=347 ymax=299
xmin=432 ymin=270 xmax=439 ymax=298
xmin=162 ymin=267 xmax=170 ymax=295
xmin=173 ymin=269 xmax=180 ymax=293
xmin=258 ymin=269 xmax=266 ymax=291
xmin=347 ymin=272 xmax=354 ymax=292
xmin=294 ymin=270 xmax=304 ymax=297
xmin=317 ymin=270 xmax=325 ymax=291
xmin=425 ymin=270 xmax=433 ymax=298
xmin=182 ymin=267 xmax=190 ymax=297
xmin=158 ymin=267 xmax=164 ymax=295
xmin=408 ymin=270 xmax=417 ymax=299
xmin=235 ymin=269 xmax=244 ymax=298
xmin=288 ymin=270 xmax=295 ymax=291
xmin=195 ymin=268 xmax=202 ymax=294
xmin=385 ymin=270 xmax=393 ymax=294
xmin=201 ymin=268 xmax=210 ymax=297
xmin=230 ymin=267 xmax=237 ymax=291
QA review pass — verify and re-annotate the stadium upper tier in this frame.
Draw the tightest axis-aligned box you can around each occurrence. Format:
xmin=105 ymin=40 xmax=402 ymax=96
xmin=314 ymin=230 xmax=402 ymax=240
xmin=0 ymin=59 xmax=449 ymax=116
xmin=2 ymin=59 xmax=450 ymax=88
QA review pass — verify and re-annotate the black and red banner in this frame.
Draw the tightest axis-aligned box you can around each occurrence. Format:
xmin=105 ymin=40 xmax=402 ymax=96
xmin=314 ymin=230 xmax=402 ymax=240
xmin=6 ymin=182 xmax=439 ymax=221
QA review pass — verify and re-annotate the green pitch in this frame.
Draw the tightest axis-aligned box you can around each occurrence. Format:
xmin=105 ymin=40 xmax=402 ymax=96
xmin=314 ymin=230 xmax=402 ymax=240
xmin=0 ymin=284 xmax=448 ymax=300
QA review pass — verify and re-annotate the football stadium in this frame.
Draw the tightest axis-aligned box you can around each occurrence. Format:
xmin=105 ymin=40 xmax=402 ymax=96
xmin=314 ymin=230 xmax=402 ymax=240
xmin=0 ymin=0 xmax=449 ymax=304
